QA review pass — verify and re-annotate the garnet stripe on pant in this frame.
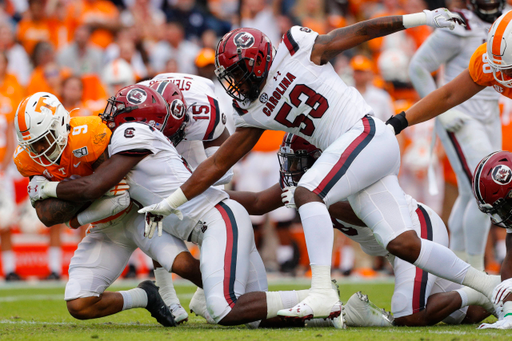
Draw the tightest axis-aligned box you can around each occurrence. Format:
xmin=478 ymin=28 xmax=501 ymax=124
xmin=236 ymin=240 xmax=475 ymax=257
xmin=412 ymin=205 xmax=433 ymax=313
xmin=216 ymin=201 xmax=239 ymax=308
xmin=313 ymin=116 xmax=376 ymax=199
xmin=447 ymin=131 xmax=473 ymax=184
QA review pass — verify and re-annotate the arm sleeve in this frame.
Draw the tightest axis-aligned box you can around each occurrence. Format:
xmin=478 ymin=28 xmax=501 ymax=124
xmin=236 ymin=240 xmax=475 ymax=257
xmin=409 ymin=30 xmax=463 ymax=98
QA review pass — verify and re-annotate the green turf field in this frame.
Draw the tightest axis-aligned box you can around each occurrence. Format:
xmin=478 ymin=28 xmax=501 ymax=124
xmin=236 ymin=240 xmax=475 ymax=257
xmin=0 ymin=279 xmax=508 ymax=340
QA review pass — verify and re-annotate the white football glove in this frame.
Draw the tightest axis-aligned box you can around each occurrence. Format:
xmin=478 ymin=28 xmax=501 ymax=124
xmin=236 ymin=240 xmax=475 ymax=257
xmin=492 ymin=278 xmax=512 ymax=305
xmin=424 ymin=8 xmax=466 ymax=30
xmin=437 ymin=109 xmax=471 ymax=132
xmin=27 ymin=176 xmax=50 ymax=206
xmin=281 ymin=186 xmax=297 ymax=209
xmin=138 ymin=190 xmax=186 ymax=239
xmin=478 ymin=315 xmax=512 ymax=329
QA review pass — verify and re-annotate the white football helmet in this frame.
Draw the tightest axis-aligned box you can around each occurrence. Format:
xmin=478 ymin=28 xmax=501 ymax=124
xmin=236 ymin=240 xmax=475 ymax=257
xmin=14 ymin=92 xmax=71 ymax=167
xmin=102 ymin=58 xmax=136 ymax=97
xmin=487 ymin=11 xmax=512 ymax=88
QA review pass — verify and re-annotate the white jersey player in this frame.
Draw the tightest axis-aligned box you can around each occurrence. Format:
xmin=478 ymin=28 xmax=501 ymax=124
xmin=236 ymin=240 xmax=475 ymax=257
xmin=140 ymin=73 xmax=230 ymax=170
xmin=31 ymin=85 xmax=346 ymax=328
xmin=139 ymin=12 xmax=501 ymax=321
xmin=409 ymin=1 xmax=505 ymax=270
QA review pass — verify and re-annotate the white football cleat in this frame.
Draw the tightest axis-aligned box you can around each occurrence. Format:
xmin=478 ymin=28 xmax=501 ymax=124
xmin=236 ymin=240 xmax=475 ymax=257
xmin=277 ymin=288 xmax=342 ymax=320
xmin=344 ymin=292 xmax=394 ymax=327
xmin=189 ymin=288 xmax=216 ymax=324
xmin=169 ymin=303 xmax=188 ymax=324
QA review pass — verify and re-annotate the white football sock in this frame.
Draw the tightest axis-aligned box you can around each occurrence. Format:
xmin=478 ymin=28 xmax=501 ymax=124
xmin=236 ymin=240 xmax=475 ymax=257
xmin=48 ymin=247 xmax=62 ymax=275
xmin=2 ymin=250 xmax=15 ymax=275
xmin=298 ymin=202 xmax=333 ymax=267
xmin=464 ymin=200 xmax=491 ymax=261
xmin=154 ymin=267 xmax=179 ymax=306
xmin=456 ymin=286 xmax=490 ymax=308
xmin=413 ymin=239 xmax=470 ymax=284
xmin=120 ymin=288 xmax=148 ymax=310
xmin=462 ymin=269 xmax=499 ymax=299
xmin=265 ymin=290 xmax=309 ymax=319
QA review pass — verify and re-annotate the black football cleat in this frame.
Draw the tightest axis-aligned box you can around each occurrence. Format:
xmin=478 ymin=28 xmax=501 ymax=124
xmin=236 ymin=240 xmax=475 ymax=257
xmin=137 ymin=280 xmax=177 ymax=327
xmin=5 ymin=272 xmax=22 ymax=281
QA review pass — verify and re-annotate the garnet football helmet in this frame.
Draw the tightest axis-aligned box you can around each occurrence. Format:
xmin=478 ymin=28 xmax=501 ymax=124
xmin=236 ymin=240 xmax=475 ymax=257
xmin=472 ymin=150 xmax=512 ymax=228
xmin=278 ymin=133 xmax=322 ymax=187
xmin=15 ymin=92 xmax=70 ymax=167
xmin=101 ymin=84 xmax=170 ymax=134
xmin=148 ymin=80 xmax=188 ymax=146
xmin=469 ymin=0 xmax=505 ymax=23
xmin=487 ymin=11 xmax=512 ymax=88
xmin=215 ymin=27 xmax=273 ymax=102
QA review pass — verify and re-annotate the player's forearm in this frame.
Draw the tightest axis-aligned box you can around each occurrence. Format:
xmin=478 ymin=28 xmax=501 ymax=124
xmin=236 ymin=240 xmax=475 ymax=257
xmin=56 ymin=177 xmax=109 ymax=202
xmin=227 ymin=184 xmax=283 ymax=215
xmin=502 ymin=234 xmax=512 ymax=281
xmin=34 ymin=198 xmax=85 ymax=227
xmin=181 ymin=157 xmax=229 ymax=199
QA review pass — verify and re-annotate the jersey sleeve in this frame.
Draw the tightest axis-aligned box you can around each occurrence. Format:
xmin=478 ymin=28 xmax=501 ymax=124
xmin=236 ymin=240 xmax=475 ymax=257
xmin=13 ymin=147 xmax=40 ymax=178
xmin=108 ymin=122 xmax=158 ymax=156
xmin=282 ymin=26 xmax=319 ymax=57
xmin=468 ymin=43 xmax=495 ymax=87
xmin=232 ymin=101 xmax=252 ymax=128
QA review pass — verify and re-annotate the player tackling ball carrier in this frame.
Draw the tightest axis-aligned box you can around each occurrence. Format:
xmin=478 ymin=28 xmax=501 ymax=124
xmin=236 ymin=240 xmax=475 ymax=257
xmin=136 ymin=9 xmax=499 ymax=320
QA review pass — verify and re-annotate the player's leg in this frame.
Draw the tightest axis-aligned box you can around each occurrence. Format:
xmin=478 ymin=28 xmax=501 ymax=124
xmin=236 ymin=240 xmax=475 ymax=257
xmin=0 ymin=173 xmax=19 ymax=280
xmin=198 ymin=199 xmax=332 ymax=327
xmin=288 ymin=116 xmax=401 ymax=318
xmin=65 ymin=211 xmax=175 ymax=326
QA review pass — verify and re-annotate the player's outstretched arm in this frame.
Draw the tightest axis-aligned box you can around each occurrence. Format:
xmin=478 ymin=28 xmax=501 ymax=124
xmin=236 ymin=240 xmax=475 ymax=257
xmin=311 ymin=8 xmax=464 ymax=65
xmin=388 ymin=69 xmax=485 ymax=134
xmin=227 ymin=183 xmax=283 ymax=215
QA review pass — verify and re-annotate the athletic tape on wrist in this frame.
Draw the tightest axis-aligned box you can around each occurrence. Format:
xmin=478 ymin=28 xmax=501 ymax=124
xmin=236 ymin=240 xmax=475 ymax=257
xmin=403 ymin=12 xmax=427 ymax=28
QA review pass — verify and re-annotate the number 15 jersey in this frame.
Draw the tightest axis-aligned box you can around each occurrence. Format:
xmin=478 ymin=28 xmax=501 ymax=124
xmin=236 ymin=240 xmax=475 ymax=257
xmin=233 ymin=26 xmax=373 ymax=151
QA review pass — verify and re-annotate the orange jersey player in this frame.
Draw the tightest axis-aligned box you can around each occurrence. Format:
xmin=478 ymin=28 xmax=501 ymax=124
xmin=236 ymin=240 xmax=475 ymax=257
xmin=13 ymin=92 xmax=127 ymax=229
xmin=391 ymin=11 xmax=512 ymax=133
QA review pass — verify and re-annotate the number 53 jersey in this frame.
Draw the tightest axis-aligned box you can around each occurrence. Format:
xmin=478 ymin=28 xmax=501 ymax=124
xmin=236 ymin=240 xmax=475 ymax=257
xmin=233 ymin=26 xmax=373 ymax=151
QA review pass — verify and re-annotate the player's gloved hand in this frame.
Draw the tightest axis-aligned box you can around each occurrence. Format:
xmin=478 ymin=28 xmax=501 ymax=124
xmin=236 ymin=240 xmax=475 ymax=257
xmin=281 ymin=186 xmax=297 ymax=209
xmin=385 ymin=111 xmax=408 ymax=135
xmin=492 ymin=278 xmax=512 ymax=305
xmin=138 ymin=188 xmax=187 ymax=239
xmin=424 ymin=8 xmax=466 ymax=30
xmin=27 ymin=176 xmax=57 ymax=206
xmin=478 ymin=315 xmax=512 ymax=329
xmin=437 ymin=109 xmax=471 ymax=132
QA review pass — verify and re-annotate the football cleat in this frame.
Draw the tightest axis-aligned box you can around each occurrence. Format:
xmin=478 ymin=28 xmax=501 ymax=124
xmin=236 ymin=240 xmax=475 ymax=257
xmin=170 ymin=303 xmax=188 ymax=324
xmin=305 ymin=310 xmax=347 ymax=329
xmin=189 ymin=288 xmax=216 ymax=324
xmin=138 ymin=280 xmax=177 ymax=327
xmin=344 ymin=291 xmax=394 ymax=327
xmin=277 ymin=288 xmax=342 ymax=320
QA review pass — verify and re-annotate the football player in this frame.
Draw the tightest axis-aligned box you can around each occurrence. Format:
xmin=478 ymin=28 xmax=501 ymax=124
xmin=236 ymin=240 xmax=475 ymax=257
xmin=138 ymin=73 xmax=233 ymax=323
xmin=227 ymin=134 xmax=494 ymax=327
xmin=408 ymin=0 xmax=505 ymax=271
xmin=472 ymin=151 xmax=512 ymax=329
xmin=13 ymin=91 xmax=201 ymax=327
xmin=138 ymin=10 xmax=498 ymax=320
xmin=26 ymin=84 xmax=346 ymax=328
xmin=390 ymin=11 xmax=512 ymax=132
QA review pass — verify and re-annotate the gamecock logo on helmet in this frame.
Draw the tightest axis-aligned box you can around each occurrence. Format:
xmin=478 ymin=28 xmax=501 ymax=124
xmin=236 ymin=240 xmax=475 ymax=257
xmin=126 ymin=88 xmax=147 ymax=105
xmin=492 ymin=165 xmax=512 ymax=185
xmin=234 ymin=32 xmax=255 ymax=49
xmin=170 ymin=99 xmax=185 ymax=119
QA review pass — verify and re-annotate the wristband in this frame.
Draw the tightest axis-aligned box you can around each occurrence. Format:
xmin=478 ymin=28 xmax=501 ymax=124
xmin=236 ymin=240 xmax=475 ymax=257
xmin=386 ymin=111 xmax=409 ymax=135
xmin=165 ymin=187 xmax=188 ymax=208
xmin=403 ymin=12 xmax=427 ymax=28
xmin=42 ymin=181 xmax=59 ymax=198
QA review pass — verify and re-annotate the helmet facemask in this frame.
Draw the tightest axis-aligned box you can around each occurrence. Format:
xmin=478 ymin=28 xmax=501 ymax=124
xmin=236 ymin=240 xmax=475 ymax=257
xmin=478 ymin=190 xmax=512 ymax=228
xmin=278 ymin=146 xmax=321 ymax=187
xmin=20 ymin=105 xmax=70 ymax=167
xmin=470 ymin=0 xmax=505 ymax=23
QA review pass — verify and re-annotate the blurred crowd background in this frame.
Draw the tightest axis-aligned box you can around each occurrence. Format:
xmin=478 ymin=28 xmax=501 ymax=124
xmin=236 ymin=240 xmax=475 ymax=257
xmin=1 ymin=0 xmax=511 ymax=282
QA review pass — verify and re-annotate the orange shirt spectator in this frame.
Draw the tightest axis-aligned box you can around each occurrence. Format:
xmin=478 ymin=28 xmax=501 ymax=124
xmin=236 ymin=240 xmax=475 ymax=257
xmin=17 ymin=0 xmax=55 ymax=55
xmin=27 ymin=62 xmax=72 ymax=96
xmin=66 ymin=0 xmax=120 ymax=49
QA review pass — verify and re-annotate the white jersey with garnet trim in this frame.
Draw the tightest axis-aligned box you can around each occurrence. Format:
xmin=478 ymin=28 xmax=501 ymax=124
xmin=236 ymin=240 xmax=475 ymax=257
xmin=232 ymin=26 xmax=373 ymax=151
xmin=108 ymin=122 xmax=228 ymax=241
xmin=139 ymin=73 xmax=227 ymax=168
